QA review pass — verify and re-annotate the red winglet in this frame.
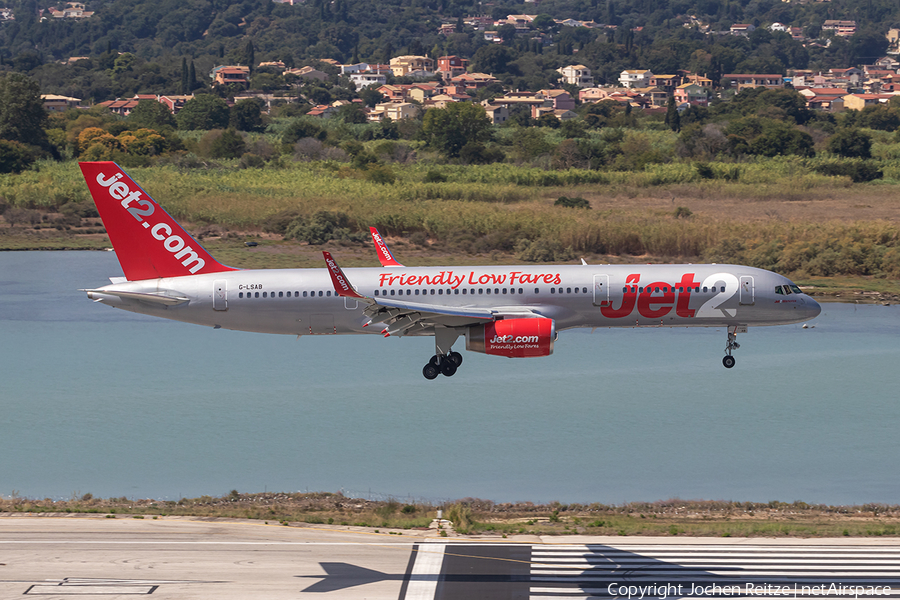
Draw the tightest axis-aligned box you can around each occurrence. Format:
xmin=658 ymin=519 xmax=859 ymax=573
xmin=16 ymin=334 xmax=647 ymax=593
xmin=370 ymin=227 xmax=404 ymax=267
xmin=79 ymin=162 xmax=238 ymax=281
xmin=323 ymin=251 xmax=365 ymax=299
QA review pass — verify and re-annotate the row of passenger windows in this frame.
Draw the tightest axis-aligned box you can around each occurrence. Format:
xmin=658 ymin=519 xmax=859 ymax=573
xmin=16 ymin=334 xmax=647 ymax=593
xmin=623 ymin=286 xmax=726 ymax=293
xmin=237 ymin=287 xmax=595 ymax=298
xmin=238 ymin=291 xmax=332 ymax=298
xmin=237 ymin=286 xmax=729 ymax=299
xmin=375 ymin=287 xmax=592 ymax=296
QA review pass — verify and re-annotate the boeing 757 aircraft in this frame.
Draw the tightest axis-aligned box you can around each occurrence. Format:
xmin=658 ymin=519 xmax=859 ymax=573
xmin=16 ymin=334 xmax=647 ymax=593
xmin=79 ymin=162 xmax=821 ymax=379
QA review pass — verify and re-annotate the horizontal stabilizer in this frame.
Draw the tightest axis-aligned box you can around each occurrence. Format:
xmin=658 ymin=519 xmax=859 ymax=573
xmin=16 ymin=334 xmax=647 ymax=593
xmin=83 ymin=289 xmax=189 ymax=306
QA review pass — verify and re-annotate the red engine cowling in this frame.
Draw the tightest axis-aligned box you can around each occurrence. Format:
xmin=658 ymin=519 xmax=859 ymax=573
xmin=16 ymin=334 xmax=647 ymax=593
xmin=466 ymin=318 xmax=556 ymax=358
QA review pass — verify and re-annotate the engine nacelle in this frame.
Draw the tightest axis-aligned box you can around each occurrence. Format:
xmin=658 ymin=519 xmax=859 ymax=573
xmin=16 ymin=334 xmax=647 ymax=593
xmin=466 ymin=317 xmax=556 ymax=358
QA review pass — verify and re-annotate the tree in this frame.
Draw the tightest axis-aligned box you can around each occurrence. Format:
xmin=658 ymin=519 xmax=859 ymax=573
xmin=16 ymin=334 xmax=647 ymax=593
xmin=0 ymin=73 xmax=49 ymax=151
xmin=188 ymin=61 xmax=199 ymax=91
xmin=827 ymin=129 xmax=872 ymax=159
xmin=244 ymin=40 xmax=256 ymax=76
xmin=281 ymin=118 xmax=327 ymax=146
xmin=0 ymin=139 xmax=36 ymax=174
xmin=129 ymin=100 xmax=177 ymax=130
xmin=229 ymin=99 xmax=266 ymax=132
xmin=181 ymin=58 xmax=189 ymax=94
xmin=665 ymin=96 xmax=680 ymax=132
xmin=421 ymin=103 xmax=493 ymax=158
xmin=176 ymin=95 xmax=230 ymax=130
xmin=470 ymin=45 xmax=518 ymax=76
xmin=335 ymin=102 xmax=367 ymax=124
xmin=359 ymin=87 xmax=384 ymax=108
xmin=210 ymin=129 xmax=246 ymax=159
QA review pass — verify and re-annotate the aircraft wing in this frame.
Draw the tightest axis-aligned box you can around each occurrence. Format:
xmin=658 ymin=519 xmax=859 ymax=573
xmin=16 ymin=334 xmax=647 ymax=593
xmin=322 ymin=252 xmax=541 ymax=336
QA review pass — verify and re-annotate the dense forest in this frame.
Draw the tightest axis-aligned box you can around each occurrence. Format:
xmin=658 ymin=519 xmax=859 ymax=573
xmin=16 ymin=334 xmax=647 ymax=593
xmin=1 ymin=0 xmax=899 ymax=101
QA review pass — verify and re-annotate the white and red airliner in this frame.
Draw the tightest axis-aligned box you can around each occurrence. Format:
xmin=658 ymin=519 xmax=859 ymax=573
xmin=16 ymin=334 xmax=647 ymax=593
xmin=79 ymin=162 xmax=821 ymax=379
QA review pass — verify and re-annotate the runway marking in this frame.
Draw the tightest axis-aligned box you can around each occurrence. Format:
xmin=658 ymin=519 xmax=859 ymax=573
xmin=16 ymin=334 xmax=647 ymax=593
xmin=25 ymin=579 xmax=160 ymax=595
xmin=528 ymin=545 xmax=900 ymax=599
xmin=404 ymin=544 xmax=446 ymax=600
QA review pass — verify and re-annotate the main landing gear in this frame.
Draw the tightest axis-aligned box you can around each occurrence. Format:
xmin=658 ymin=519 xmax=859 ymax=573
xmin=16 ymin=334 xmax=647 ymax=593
xmin=723 ymin=326 xmax=741 ymax=369
xmin=423 ymin=326 xmax=463 ymax=379
xmin=423 ymin=351 xmax=463 ymax=379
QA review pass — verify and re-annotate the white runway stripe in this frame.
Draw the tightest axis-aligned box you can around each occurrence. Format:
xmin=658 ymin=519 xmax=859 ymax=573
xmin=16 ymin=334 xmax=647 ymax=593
xmin=529 ymin=544 xmax=900 ymax=598
xmin=404 ymin=544 xmax=446 ymax=600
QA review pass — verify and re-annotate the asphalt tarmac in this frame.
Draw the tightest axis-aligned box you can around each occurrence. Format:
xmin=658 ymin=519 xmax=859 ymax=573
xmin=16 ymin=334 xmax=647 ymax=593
xmin=3 ymin=516 xmax=900 ymax=599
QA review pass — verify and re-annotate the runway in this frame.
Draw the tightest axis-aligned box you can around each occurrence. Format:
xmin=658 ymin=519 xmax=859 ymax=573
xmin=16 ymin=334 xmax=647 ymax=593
xmin=2 ymin=517 xmax=900 ymax=599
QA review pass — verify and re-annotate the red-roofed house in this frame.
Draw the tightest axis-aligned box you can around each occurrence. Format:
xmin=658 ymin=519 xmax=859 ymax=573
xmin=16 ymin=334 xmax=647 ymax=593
xmin=211 ymin=65 xmax=250 ymax=86
xmin=437 ymin=56 xmax=469 ymax=79
xmin=97 ymin=99 xmax=139 ymax=116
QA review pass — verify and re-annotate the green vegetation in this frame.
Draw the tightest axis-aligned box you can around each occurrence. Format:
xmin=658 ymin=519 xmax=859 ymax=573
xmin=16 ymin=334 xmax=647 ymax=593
xmin=2 ymin=157 xmax=899 ymax=292
xmin=5 ymin=493 xmax=900 ymax=537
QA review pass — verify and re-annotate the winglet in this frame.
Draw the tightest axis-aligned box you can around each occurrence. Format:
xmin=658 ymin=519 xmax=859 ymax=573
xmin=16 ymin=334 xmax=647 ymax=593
xmin=323 ymin=252 xmax=365 ymax=299
xmin=370 ymin=227 xmax=404 ymax=267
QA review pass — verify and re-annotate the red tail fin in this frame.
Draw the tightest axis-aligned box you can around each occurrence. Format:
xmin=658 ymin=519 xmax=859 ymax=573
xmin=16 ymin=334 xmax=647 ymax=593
xmin=79 ymin=162 xmax=237 ymax=281
xmin=369 ymin=227 xmax=404 ymax=267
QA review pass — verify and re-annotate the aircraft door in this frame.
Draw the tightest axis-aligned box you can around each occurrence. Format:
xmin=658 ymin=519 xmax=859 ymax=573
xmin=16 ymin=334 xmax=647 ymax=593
xmin=739 ymin=276 xmax=755 ymax=305
xmin=344 ymin=298 xmax=358 ymax=310
xmin=592 ymin=274 xmax=609 ymax=307
xmin=213 ymin=279 xmax=227 ymax=311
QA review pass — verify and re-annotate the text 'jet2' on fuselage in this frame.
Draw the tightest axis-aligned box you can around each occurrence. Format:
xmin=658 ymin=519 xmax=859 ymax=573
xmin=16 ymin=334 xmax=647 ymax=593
xmin=78 ymin=161 xmax=821 ymax=379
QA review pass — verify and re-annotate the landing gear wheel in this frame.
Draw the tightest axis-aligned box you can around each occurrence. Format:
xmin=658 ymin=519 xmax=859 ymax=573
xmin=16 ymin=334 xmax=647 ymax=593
xmin=723 ymin=355 xmax=736 ymax=369
xmin=440 ymin=360 xmax=458 ymax=377
xmin=448 ymin=351 xmax=463 ymax=367
xmin=423 ymin=363 xmax=439 ymax=380
xmin=428 ymin=355 xmax=439 ymax=367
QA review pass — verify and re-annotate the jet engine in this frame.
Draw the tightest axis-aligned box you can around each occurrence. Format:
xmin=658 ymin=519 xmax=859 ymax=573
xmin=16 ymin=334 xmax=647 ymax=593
xmin=466 ymin=317 xmax=556 ymax=358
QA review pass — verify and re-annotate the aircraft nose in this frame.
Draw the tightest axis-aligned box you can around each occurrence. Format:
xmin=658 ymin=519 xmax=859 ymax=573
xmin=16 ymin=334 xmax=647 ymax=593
xmin=804 ymin=296 xmax=821 ymax=319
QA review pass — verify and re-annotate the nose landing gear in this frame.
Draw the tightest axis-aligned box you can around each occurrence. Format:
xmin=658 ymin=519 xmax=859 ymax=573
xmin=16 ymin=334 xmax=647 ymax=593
xmin=722 ymin=325 xmax=744 ymax=368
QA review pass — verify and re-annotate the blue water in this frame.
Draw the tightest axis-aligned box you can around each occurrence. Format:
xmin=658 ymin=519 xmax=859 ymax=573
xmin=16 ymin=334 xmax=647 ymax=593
xmin=1 ymin=251 xmax=899 ymax=505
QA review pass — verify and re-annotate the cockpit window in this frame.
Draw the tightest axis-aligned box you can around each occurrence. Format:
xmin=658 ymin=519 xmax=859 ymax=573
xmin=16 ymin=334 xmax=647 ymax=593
xmin=775 ymin=286 xmax=784 ymax=295
xmin=789 ymin=284 xmax=802 ymax=294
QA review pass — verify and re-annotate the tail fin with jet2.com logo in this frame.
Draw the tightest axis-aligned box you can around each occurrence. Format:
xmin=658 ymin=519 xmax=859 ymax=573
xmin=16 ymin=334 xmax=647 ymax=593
xmin=79 ymin=162 xmax=238 ymax=281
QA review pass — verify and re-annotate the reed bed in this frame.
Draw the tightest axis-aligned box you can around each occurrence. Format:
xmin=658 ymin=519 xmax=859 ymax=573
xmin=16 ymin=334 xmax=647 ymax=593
xmin=2 ymin=159 xmax=898 ymax=277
